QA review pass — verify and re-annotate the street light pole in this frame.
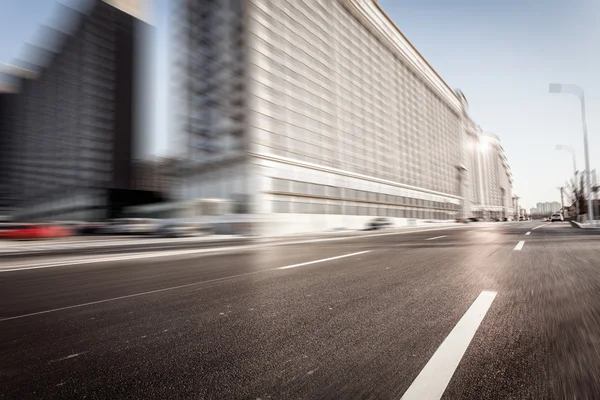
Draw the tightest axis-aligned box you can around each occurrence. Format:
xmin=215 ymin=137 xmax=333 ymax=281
xmin=550 ymin=84 xmax=595 ymax=225
xmin=556 ymin=144 xmax=579 ymax=217
xmin=557 ymin=186 xmax=564 ymax=218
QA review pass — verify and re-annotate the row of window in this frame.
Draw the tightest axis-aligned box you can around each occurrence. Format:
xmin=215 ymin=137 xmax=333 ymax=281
xmin=272 ymin=199 xmax=456 ymax=220
xmin=270 ymin=178 xmax=459 ymax=211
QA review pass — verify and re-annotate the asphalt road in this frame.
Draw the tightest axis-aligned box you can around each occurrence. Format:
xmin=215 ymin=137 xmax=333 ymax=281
xmin=2 ymin=221 xmax=600 ymax=399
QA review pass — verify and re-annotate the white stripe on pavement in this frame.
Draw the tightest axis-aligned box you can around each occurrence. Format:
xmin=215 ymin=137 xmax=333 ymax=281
xmin=277 ymin=251 xmax=371 ymax=270
xmin=425 ymin=235 xmax=447 ymax=241
xmin=514 ymin=241 xmax=525 ymax=251
xmin=400 ymin=290 xmax=497 ymax=400
xmin=532 ymin=223 xmax=551 ymax=231
xmin=525 ymin=232 xmax=531 ymax=235
xmin=0 ymin=250 xmax=376 ymax=322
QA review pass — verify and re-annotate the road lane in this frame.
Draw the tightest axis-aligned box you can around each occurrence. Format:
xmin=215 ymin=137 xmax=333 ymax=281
xmin=4 ymin=221 xmax=600 ymax=399
xmin=1 ymin=223 xmax=509 ymax=399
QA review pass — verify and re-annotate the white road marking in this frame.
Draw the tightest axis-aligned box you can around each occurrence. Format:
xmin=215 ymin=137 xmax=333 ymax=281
xmin=400 ymin=290 xmax=497 ymax=400
xmin=0 ymin=250 xmax=376 ymax=321
xmin=514 ymin=241 xmax=525 ymax=251
xmin=532 ymin=223 xmax=551 ymax=230
xmin=277 ymin=251 xmax=371 ymax=270
xmin=525 ymin=232 xmax=531 ymax=235
xmin=0 ymin=226 xmax=470 ymax=273
xmin=425 ymin=235 xmax=447 ymax=241
xmin=50 ymin=352 xmax=88 ymax=363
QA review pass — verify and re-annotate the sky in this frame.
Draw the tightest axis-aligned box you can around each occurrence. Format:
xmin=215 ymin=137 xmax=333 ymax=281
xmin=0 ymin=0 xmax=599 ymax=209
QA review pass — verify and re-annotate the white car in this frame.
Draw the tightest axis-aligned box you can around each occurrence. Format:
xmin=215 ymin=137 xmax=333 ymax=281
xmin=550 ymin=213 xmax=563 ymax=222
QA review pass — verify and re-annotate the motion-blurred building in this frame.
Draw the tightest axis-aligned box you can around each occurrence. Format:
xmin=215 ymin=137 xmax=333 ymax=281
xmin=462 ymin=113 xmax=513 ymax=220
xmin=173 ymin=0 xmax=514 ymax=234
xmin=132 ymin=157 xmax=180 ymax=199
xmin=0 ymin=83 xmax=20 ymax=220
xmin=0 ymin=0 xmax=150 ymax=222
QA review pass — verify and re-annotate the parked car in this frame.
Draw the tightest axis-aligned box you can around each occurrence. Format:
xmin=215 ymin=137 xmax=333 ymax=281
xmin=366 ymin=217 xmax=393 ymax=230
xmin=550 ymin=213 xmax=564 ymax=222
xmin=0 ymin=223 xmax=72 ymax=240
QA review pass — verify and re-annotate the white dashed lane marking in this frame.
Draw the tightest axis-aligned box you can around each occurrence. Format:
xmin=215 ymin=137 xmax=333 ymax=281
xmin=514 ymin=241 xmax=525 ymax=251
xmin=425 ymin=235 xmax=447 ymax=241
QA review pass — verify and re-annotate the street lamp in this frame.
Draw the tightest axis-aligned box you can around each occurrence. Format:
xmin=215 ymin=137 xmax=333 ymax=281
xmin=555 ymin=144 xmax=579 ymax=216
xmin=549 ymin=83 xmax=594 ymax=225
xmin=557 ymin=186 xmax=565 ymax=218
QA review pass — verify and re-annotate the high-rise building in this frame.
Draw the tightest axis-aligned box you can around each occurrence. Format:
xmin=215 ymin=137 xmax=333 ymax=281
xmin=1 ymin=0 xmax=149 ymax=221
xmin=535 ymin=201 xmax=561 ymax=215
xmin=173 ymin=0 xmax=514 ymax=234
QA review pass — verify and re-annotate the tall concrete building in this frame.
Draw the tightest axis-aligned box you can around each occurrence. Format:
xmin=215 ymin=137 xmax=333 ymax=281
xmin=536 ymin=202 xmax=561 ymax=215
xmin=173 ymin=0 xmax=514 ymax=234
xmin=1 ymin=0 xmax=149 ymax=221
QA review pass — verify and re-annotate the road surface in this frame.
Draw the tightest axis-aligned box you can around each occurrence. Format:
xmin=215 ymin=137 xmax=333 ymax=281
xmin=2 ymin=221 xmax=600 ymax=399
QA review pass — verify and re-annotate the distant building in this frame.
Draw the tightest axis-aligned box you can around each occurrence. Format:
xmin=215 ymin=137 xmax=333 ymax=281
xmin=463 ymin=122 xmax=513 ymax=220
xmin=536 ymin=201 xmax=561 ymax=215
xmin=1 ymin=0 xmax=150 ymax=221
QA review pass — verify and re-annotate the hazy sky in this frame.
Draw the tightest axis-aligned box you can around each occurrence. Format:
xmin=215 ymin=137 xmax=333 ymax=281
xmin=1 ymin=0 xmax=598 ymax=209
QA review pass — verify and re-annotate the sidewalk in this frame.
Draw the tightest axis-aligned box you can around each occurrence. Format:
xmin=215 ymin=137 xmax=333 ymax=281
xmin=570 ymin=220 xmax=600 ymax=229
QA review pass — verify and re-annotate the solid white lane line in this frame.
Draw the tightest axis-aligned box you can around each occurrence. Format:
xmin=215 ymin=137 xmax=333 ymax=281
xmin=276 ymin=251 xmax=371 ymax=270
xmin=514 ymin=241 xmax=525 ymax=251
xmin=532 ymin=223 xmax=551 ymax=230
xmin=400 ymin=291 xmax=497 ymax=400
xmin=1 ymin=250 xmax=376 ymax=321
xmin=0 ymin=226 xmax=470 ymax=273
xmin=525 ymin=232 xmax=531 ymax=235
xmin=425 ymin=235 xmax=447 ymax=241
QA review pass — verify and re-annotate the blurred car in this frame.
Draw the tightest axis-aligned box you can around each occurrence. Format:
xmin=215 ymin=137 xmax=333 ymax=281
xmin=100 ymin=218 xmax=160 ymax=235
xmin=156 ymin=222 xmax=209 ymax=238
xmin=0 ymin=223 xmax=72 ymax=240
xmin=550 ymin=213 xmax=563 ymax=222
xmin=366 ymin=217 xmax=393 ymax=230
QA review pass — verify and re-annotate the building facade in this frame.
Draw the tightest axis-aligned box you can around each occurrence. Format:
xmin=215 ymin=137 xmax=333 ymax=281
xmin=535 ymin=202 xmax=561 ymax=215
xmin=173 ymin=0 xmax=513 ymax=234
xmin=1 ymin=0 xmax=147 ymax=222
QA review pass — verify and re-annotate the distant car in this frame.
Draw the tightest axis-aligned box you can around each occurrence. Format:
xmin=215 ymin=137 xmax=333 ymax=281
xmin=519 ymin=216 xmax=525 ymax=221
xmin=367 ymin=217 xmax=393 ymax=230
xmin=550 ymin=213 xmax=563 ymax=222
